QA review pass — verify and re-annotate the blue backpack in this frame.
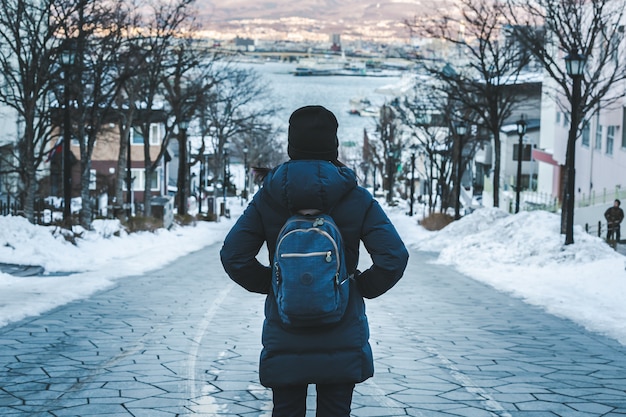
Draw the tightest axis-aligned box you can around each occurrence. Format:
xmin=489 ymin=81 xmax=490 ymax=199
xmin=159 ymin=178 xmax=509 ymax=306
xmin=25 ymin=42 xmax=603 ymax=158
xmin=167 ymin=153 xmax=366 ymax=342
xmin=272 ymin=212 xmax=350 ymax=327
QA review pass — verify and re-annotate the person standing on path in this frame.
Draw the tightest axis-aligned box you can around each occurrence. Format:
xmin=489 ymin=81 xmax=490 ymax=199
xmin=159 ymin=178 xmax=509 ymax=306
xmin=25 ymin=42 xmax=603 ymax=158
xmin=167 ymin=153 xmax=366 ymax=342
xmin=604 ymin=199 xmax=624 ymax=242
xmin=220 ymin=105 xmax=409 ymax=417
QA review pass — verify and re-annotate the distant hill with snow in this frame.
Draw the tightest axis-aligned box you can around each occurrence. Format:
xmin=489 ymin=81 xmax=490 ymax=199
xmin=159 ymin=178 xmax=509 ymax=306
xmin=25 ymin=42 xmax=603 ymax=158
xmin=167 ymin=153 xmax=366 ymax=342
xmin=195 ymin=0 xmax=453 ymax=42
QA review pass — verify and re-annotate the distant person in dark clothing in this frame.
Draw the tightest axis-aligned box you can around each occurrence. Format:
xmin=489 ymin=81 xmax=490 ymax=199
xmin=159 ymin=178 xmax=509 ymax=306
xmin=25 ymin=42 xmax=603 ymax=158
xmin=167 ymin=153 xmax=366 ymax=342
xmin=604 ymin=199 xmax=624 ymax=242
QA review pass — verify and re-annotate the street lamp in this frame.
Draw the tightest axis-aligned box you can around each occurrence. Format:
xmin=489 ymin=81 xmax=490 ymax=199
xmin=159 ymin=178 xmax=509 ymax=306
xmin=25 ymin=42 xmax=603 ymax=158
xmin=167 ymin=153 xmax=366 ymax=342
xmin=60 ymin=44 xmax=76 ymax=225
xmin=126 ymin=124 xmax=133 ymax=218
xmin=409 ymin=144 xmax=417 ymax=216
xmin=454 ymin=122 xmax=467 ymax=220
xmin=428 ymin=148 xmax=434 ymax=214
xmin=177 ymin=119 xmax=189 ymax=215
xmin=563 ymin=50 xmax=586 ymax=245
xmin=387 ymin=147 xmax=394 ymax=204
xmin=243 ymin=145 xmax=249 ymax=200
xmin=222 ymin=142 xmax=230 ymax=214
xmin=515 ymin=116 xmax=527 ymax=214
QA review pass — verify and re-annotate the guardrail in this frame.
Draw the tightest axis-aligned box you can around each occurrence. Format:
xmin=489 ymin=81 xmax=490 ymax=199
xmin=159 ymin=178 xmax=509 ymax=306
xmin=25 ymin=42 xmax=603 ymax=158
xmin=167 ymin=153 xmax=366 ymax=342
xmin=584 ymin=221 xmax=605 ymax=238
xmin=577 ymin=186 xmax=626 ymax=208
xmin=505 ymin=185 xmax=626 ymax=215
xmin=0 ymin=199 xmax=50 ymax=224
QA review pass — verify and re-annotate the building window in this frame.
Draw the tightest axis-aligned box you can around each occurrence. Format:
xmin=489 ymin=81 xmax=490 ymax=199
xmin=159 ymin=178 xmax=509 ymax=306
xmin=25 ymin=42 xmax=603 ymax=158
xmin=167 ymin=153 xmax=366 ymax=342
xmin=132 ymin=124 xmax=162 ymax=145
xmin=149 ymin=123 xmax=161 ymax=145
xmin=146 ymin=169 xmax=159 ymax=190
xmin=607 ymin=125 xmax=615 ymax=155
xmin=581 ymin=120 xmax=590 ymax=147
xmin=131 ymin=127 xmax=144 ymax=145
xmin=124 ymin=168 xmax=160 ymax=191
xmin=595 ymin=124 xmax=603 ymax=150
xmin=513 ymin=144 xmax=532 ymax=161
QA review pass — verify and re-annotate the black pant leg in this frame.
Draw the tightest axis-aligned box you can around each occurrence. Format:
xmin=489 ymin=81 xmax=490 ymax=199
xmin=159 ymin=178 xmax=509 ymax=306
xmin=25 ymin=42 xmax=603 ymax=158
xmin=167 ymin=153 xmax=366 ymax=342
xmin=315 ymin=383 xmax=355 ymax=417
xmin=272 ymin=385 xmax=308 ymax=417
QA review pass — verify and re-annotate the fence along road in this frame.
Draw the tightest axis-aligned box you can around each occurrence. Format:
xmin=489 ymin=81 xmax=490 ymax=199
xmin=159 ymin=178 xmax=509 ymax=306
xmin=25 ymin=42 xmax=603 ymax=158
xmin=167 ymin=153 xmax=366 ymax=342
xmin=0 ymin=244 xmax=626 ymax=416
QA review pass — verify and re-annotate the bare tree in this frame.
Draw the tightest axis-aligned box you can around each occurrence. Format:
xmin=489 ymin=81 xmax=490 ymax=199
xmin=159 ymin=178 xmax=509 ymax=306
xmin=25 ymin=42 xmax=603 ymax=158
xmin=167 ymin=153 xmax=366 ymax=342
xmin=112 ymin=41 xmax=143 ymax=210
xmin=394 ymin=84 xmax=457 ymax=214
xmin=374 ymin=104 xmax=406 ymax=204
xmin=160 ymin=40 xmax=219 ymax=217
xmin=506 ymin=0 xmax=626 ymax=244
xmin=197 ymin=66 xmax=282 ymax=201
xmin=361 ymin=128 xmax=385 ymax=195
xmin=0 ymin=0 xmax=65 ymax=223
xmin=124 ymin=0 xmax=205 ymax=217
xmin=407 ymin=0 xmax=532 ymax=209
xmin=54 ymin=0 xmax=134 ymax=228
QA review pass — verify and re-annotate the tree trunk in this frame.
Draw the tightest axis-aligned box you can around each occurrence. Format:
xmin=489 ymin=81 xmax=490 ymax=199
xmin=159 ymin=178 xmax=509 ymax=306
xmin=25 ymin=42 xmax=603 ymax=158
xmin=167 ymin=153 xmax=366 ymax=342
xmin=23 ymin=163 xmax=37 ymax=224
xmin=80 ymin=159 xmax=92 ymax=229
xmin=144 ymin=164 xmax=155 ymax=217
xmin=21 ymin=139 xmax=37 ymax=223
xmin=115 ymin=119 xmax=133 ymax=208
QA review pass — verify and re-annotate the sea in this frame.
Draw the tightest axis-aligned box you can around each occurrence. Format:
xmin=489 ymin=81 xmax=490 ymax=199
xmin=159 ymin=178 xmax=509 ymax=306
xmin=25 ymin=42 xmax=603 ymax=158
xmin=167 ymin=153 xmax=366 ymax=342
xmin=247 ymin=61 xmax=405 ymax=161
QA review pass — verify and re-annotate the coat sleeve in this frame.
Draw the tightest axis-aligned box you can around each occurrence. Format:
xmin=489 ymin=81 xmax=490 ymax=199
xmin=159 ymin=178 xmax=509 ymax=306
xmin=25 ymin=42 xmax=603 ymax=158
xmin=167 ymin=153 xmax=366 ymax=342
xmin=355 ymin=199 xmax=409 ymax=299
xmin=220 ymin=200 xmax=272 ymax=295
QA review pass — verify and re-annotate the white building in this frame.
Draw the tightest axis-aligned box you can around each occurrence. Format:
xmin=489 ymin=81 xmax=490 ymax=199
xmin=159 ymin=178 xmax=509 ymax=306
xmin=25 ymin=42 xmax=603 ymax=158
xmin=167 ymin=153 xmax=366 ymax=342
xmin=500 ymin=119 xmax=541 ymax=194
xmin=534 ymin=42 xmax=626 ymax=227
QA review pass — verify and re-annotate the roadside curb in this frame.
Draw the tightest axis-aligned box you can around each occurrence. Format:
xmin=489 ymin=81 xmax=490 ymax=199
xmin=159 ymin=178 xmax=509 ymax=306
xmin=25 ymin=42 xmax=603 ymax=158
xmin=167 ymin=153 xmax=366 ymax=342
xmin=0 ymin=263 xmax=44 ymax=277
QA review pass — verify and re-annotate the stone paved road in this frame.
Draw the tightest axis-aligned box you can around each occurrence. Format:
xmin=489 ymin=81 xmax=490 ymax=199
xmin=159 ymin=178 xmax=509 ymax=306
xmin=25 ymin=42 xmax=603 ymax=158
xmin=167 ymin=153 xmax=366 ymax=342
xmin=1 ymin=243 xmax=626 ymax=416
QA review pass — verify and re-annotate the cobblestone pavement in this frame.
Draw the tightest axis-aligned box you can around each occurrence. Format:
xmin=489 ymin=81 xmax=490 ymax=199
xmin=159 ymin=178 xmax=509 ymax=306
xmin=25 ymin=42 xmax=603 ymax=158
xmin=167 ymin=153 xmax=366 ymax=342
xmin=1 ymin=244 xmax=626 ymax=416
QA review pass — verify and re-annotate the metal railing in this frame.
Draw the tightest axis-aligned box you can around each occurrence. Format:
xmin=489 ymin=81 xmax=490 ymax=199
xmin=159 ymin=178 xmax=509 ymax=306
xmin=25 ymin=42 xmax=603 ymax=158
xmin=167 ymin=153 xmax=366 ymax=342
xmin=0 ymin=198 xmax=50 ymax=225
xmin=576 ymin=186 xmax=626 ymax=208
xmin=584 ymin=221 xmax=605 ymax=238
xmin=505 ymin=185 xmax=626 ymax=215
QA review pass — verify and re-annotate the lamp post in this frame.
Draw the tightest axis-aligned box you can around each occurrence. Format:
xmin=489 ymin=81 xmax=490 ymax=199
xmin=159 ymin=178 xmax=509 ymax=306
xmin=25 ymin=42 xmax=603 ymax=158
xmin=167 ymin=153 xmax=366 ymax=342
xmin=409 ymin=145 xmax=417 ymax=216
xmin=515 ymin=116 xmax=527 ymax=214
xmin=177 ymin=119 xmax=189 ymax=215
xmin=126 ymin=125 xmax=132 ymax=217
xmin=387 ymin=147 xmax=394 ymax=204
xmin=60 ymin=45 xmax=76 ymax=225
xmin=428 ymin=149 xmax=434 ymax=214
xmin=222 ymin=142 xmax=230 ymax=214
xmin=454 ymin=122 xmax=467 ymax=220
xmin=243 ymin=145 xmax=249 ymax=200
xmin=563 ymin=50 xmax=586 ymax=245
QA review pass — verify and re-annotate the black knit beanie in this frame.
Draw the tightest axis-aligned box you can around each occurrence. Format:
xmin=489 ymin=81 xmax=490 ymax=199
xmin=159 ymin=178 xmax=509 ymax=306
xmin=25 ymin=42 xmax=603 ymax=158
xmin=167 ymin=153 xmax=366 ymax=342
xmin=288 ymin=105 xmax=339 ymax=161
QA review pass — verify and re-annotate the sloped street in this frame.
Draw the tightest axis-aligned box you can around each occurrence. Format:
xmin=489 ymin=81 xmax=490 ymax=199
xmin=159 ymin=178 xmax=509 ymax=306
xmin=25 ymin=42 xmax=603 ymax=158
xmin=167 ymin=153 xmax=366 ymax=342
xmin=1 ymin=243 xmax=625 ymax=416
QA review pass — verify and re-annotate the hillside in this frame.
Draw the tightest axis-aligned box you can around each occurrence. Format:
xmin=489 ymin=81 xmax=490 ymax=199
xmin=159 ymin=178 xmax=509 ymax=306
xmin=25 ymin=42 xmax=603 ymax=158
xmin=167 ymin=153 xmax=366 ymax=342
xmin=195 ymin=0 xmax=451 ymax=41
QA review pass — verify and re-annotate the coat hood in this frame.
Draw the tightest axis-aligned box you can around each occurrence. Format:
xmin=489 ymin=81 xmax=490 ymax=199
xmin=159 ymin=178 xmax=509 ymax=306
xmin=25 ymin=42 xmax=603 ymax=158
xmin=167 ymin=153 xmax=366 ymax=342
xmin=263 ymin=160 xmax=357 ymax=213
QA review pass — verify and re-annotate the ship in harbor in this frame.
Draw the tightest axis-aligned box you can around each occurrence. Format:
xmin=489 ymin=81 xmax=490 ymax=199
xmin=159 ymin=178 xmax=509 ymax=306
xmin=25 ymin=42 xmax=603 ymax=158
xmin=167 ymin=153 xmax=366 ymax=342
xmin=348 ymin=96 xmax=379 ymax=117
xmin=293 ymin=57 xmax=348 ymax=76
xmin=292 ymin=54 xmax=405 ymax=77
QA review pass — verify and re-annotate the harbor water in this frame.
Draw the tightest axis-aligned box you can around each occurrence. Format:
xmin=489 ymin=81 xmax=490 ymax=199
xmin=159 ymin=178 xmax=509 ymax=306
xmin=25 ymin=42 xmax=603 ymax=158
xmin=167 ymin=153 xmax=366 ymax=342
xmin=252 ymin=61 xmax=404 ymax=161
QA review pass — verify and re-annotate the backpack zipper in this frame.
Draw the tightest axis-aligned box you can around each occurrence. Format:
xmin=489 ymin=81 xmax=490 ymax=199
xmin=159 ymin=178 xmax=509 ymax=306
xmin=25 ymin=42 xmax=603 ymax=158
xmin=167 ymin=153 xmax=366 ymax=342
xmin=277 ymin=228 xmax=341 ymax=276
xmin=281 ymin=250 xmax=333 ymax=262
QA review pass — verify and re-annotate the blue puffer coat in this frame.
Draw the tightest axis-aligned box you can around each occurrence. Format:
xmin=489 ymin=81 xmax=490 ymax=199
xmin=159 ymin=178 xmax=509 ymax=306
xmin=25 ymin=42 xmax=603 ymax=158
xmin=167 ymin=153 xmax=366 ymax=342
xmin=220 ymin=160 xmax=408 ymax=387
